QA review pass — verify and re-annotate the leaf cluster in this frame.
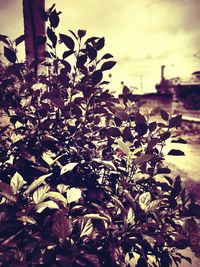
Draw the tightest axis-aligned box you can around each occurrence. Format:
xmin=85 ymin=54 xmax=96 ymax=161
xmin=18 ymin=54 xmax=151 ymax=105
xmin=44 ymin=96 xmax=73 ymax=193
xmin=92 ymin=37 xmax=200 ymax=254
xmin=0 ymin=4 xmax=198 ymax=267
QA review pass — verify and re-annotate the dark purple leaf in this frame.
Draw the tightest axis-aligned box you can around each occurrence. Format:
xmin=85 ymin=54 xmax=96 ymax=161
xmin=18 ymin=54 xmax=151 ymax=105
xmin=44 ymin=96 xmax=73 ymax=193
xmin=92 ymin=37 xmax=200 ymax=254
xmin=123 ymin=85 xmax=130 ymax=95
xmin=91 ymin=70 xmax=103 ymax=84
xmin=101 ymin=53 xmax=113 ymax=60
xmin=108 ymin=127 xmax=121 ymax=137
xmin=69 ymin=29 xmax=78 ymax=40
xmin=76 ymin=54 xmax=87 ymax=68
xmin=47 ymin=27 xmax=57 ymax=48
xmin=96 ymin=37 xmax=105 ymax=50
xmin=51 ymin=98 xmax=64 ymax=109
xmin=85 ymin=36 xmax=99 ymax=44
xmin=147 ymin=138 xmax=160 ymax=148
xmin=122 ymin=127 xmax=133 ymax=142
xmin=86 ymin=44 xmax=97 ymax=61
xmin=59 ymin=34 xmax=75 ymax=50
xmin=48 ymin=3 xmax=56 ymax=13
xmin=78 ymin=29 xmax=86 ymax=38
xmin=180 ymin=255 xmax=192 ymax=264
xmin=4 ymin=47 xmax=16 ymax=63
xmin=169 ymin=115 xmax=182 ymax=128
xmin=135 ymin=123 xmax=148 ymax=136
xmin=171 ymin=175 xmax=182 ymax=198
xmin=43 ymin=51 xmax=52 ymax=58
xmin=101 ymin=61 xmax=117 ymax=71
xmin=135 ymin=113 xmax=146 ymax=125
xmin=50 ymin=9 xmax=60 ymax=28
xmin=35 ymin=36 xmax=46 ymax=48
xmin=62 ymin=50 xmax=74 ymax=59
xmin=160 ymin=131 xmax=171 ymax=141
xmin=0 ymin=34 xmax=9 ymax=45
xmin=160 ymin=109 xmax=169 ymax=121
xmin=114 ymin=116 xmax=122 ymax=127
xmin=149 ymin=121 xmax=157 ymax=132
xmin=53 ymin=211 xmax=73 ymax=240
xmin=157 ymin=167 xmax=171 ymax=174
xmin=81 ymin=254 xmax=100 ymax=267
xmin=15 ymin=35 xmax=25 ymax=46
xmin=60 ymin=60 xmax=71 ymax=73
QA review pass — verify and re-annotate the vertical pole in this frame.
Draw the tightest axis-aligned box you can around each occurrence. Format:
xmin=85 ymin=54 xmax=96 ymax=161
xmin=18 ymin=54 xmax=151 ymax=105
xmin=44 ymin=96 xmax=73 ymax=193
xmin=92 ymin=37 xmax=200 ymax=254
xmin=22 ymin=0 xmax=45 ymax=76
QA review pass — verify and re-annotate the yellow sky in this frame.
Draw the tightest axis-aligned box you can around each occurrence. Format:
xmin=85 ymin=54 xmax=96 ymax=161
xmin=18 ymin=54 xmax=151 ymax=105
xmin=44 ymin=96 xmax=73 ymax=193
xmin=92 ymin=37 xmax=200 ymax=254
xmin=0 ymin=0 xmax=200 ymax=93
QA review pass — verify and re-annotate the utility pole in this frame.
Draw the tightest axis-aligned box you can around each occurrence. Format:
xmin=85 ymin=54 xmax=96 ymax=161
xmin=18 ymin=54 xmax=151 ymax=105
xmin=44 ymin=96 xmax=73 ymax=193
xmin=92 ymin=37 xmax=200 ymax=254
xmin=22 ymin=0 xmax=45 ymax=76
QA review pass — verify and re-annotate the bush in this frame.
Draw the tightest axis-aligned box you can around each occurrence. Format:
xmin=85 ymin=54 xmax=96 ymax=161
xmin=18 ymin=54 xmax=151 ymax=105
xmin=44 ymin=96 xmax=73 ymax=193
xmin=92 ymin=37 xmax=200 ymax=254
xmin=0 ymin=5 xmax=199 ymax=267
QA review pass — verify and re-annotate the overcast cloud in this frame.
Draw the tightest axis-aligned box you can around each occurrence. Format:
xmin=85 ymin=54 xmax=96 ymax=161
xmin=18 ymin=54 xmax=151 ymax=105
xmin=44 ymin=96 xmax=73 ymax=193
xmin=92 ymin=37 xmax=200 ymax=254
xmin=0 ymin=0 xmax=200 ymax=92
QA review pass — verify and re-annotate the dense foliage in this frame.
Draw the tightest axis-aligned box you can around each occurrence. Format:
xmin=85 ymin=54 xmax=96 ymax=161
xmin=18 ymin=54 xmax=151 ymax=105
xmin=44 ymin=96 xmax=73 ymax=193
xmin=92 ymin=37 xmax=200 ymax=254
xmin=0 ymin=4 xmax=200 ymax=267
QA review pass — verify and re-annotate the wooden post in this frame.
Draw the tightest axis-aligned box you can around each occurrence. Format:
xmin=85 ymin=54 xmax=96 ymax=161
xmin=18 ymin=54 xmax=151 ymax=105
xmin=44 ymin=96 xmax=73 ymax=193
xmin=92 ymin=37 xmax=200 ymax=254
xmin=22 ymin=0 xmax=45 ymax=75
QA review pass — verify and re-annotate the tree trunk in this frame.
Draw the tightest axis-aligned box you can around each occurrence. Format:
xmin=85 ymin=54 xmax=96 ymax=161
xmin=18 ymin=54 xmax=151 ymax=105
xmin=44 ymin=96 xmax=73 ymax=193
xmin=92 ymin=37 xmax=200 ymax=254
xmin=22 ymin=0 xmax=45 ymax=76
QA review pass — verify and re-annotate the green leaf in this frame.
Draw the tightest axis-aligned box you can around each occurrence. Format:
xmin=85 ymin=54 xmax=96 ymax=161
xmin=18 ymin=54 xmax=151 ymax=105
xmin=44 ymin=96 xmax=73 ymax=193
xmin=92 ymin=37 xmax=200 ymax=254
xmin=134 ymin=154 xmax=153 ymax=165
xmin=92 ymin=158 xmax=117 ymax=171
xmin=52 ymin=211 xmax=73 ymax=239
xmin=35 ymin=200 xmax=59 ymax=213
xmin=0 ymin=191 xmax=17 ymax=202
xmin=59 ymin=33 xmax=75 ymax=50
xmin=61 ymin=162 xmax=78 ymax=175
xmin=24 ymin=173 xmax=52 ymax=196
xmin=83 ymin=214 xmax=110 ymax=221
xmin=57 ymin=184 xmax=69 ymax=194
xmin=33 ymin=184 xmax=50 ymax=204
xmin=66 ymin=187 xmax=82 ymax=203
xmin=117 ymin=139 xmax=130 ymax=156
xmin=79 ymin=219 xmax=93 ymax=238
xmin=111 ymin=195 xmax=127 ymax=215
xmin=139 ymin=192 xmax=151 ymax=211
xmin=101 ymin=61 xmax=116 ymax=71
xmin=0 ymin=182 xmax=17 ymax=202
xmin=126 ymin=207 xmax=135 ymax=225
xmin=146 ymin=200 xmax=160 ymax=212
xmin=4 ymin=46 xmax=17 ymax=63
xmin=17 ymin=216 xmax=36 ymax=224
xmin=48 ymin=191 xmax=68 ymax=206
xmin=10 ymin=172 xmax=26 ymax=194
